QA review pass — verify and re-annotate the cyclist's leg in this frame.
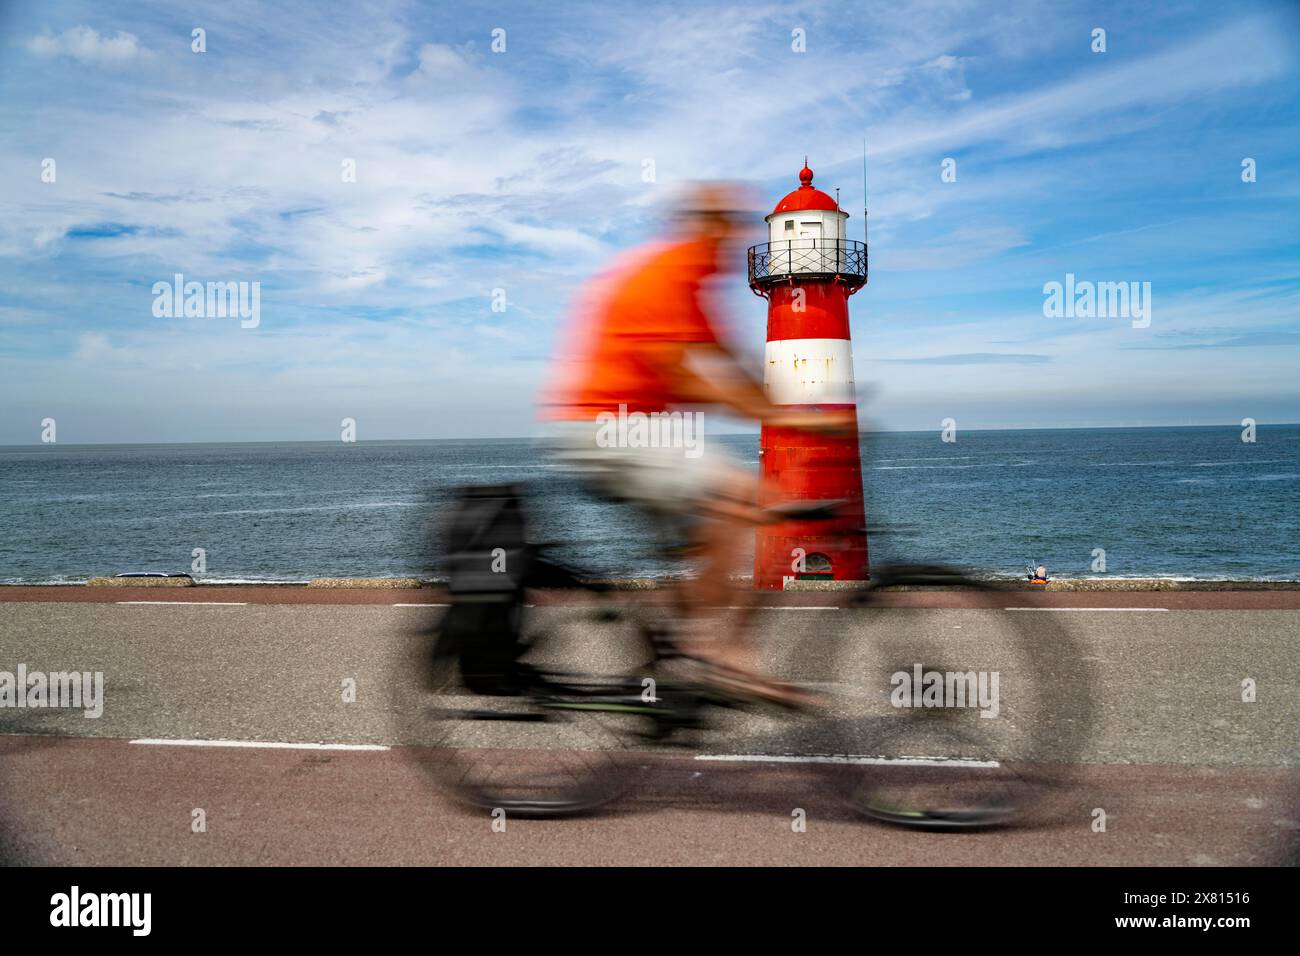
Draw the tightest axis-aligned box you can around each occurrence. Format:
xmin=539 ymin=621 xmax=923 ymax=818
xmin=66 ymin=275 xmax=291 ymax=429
xmin=544 ymin=419 xmax=804 ymax=701
xmin=617 ymin=455 xmax=808 ymax=700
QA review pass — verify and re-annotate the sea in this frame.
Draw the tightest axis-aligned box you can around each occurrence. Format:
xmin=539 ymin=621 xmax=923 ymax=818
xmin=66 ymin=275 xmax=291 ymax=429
xmin=0 ymin=425 xmax=1297 ymax=583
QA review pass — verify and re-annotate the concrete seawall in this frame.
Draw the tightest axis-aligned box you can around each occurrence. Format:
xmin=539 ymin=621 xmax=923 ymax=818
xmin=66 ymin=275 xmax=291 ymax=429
xmin=66 ymin=575 xmax=1300 ymax=592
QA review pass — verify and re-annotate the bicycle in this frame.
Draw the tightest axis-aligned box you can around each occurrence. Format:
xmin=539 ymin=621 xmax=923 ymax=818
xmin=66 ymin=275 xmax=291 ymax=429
xmin=392 ymin=483 xmax=1094 ymax=829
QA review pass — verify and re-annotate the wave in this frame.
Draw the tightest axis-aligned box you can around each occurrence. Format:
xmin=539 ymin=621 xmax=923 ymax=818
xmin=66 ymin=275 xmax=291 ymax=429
xmin=1176 ymin=473 xmax=1298 ymax=484
xmin=1192 ymin=459 xmax=1290 ymax=467
xmin=0 ymin=576 xmax=91 ymax=585
xmin=873 ymin=461 xmax=1035 ymax=470
xmin=192 ymin=501 xmax=424 ymax=516
xmin=1084 ymin=461 xmax=1177 ymax=467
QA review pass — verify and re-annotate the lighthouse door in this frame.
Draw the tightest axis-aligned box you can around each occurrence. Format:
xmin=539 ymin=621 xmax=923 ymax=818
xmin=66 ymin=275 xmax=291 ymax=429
xmin=795 ymin=221 xmax=824 ymax=270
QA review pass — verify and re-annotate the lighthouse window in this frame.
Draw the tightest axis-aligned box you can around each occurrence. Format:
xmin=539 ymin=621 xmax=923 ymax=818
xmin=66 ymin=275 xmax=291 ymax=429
xmin=784 ymin=220 xmax=795 ymax=233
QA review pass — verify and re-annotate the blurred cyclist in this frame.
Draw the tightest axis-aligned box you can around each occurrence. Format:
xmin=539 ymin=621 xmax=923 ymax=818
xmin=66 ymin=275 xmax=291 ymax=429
xmin=542 ymin=182 xmax=852 ymax=704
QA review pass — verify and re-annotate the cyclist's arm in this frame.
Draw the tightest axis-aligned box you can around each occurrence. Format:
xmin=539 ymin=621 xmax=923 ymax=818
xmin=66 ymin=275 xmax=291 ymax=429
xmin=640 ymin=341 xmax=852 ymax=432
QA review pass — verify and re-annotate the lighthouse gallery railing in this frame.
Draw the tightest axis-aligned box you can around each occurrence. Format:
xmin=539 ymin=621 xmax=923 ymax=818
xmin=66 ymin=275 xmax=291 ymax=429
xmin=747 ymin=238 xmax=867 ymax=286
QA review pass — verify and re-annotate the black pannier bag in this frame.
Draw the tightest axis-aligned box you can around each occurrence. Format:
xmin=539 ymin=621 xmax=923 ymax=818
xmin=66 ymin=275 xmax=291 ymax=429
xmin=435 ymin=484 xmax=533 ymax=695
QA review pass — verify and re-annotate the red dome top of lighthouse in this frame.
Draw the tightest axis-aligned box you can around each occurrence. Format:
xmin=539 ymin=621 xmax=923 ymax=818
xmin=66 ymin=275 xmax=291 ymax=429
xmin=769 ymin=162 xmax=841 ymax=216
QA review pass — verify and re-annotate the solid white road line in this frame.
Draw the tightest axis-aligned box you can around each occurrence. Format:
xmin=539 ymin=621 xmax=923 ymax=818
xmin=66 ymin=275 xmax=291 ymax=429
xmin=130 ymin=738 xmax=389 ymax=751
xmin=721 ymin=606 xmax=842 ymax=611
xmin=694 ymin=753 xmax=999 ymax=768
xmin=1004 ymin=607 xmax=1169 ymax=612
xmin=116 ymin=601 xmax=248 ymax=606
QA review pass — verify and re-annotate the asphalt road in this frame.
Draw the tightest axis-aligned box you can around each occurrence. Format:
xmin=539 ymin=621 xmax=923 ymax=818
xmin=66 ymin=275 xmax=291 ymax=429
xmin=1 ymin=593 xmax=1297 ymax=865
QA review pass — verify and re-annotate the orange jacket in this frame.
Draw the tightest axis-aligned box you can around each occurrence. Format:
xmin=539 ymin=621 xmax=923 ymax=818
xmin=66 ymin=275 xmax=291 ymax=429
xmin=543 ymin=238 xmax=724 ymax=419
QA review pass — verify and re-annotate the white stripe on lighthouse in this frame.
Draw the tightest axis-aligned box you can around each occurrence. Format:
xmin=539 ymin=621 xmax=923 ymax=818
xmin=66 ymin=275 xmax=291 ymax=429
xmin=763 ymin=337 xmax=856 ymax=406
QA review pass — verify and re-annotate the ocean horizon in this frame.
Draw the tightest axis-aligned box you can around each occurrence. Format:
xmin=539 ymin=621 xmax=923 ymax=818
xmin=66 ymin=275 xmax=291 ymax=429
xmin=5 ymin=420 xmax=1297 ymax=449
xmin=1 ymin=423 xmax=1297 ymax=584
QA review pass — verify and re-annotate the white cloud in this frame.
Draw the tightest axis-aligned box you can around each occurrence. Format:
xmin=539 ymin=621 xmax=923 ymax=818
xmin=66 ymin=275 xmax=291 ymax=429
xmin=28 ymin=26 xmax=146 ymax=65
xmin=866 ymin=16 xmax=1293 ymax=164
xmin=72 ymin=331 xmax=137 ymax=364
xmin=324 ymin=270 xmax=388 ymax=292
xmin=883 ymin=225 xmax=1030 ymax=271
xmin=414 ymin=43 xmax=471 ymax=79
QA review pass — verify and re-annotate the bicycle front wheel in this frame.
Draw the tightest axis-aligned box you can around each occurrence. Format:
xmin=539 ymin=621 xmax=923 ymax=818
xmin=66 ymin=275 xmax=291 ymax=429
xmin=816 ymin=565 xmax=1094 ymax=829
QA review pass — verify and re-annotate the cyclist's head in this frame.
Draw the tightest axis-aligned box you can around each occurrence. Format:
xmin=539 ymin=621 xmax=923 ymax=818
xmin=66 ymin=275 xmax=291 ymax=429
xmin=672 ymin=181 xmax=754 ymax=244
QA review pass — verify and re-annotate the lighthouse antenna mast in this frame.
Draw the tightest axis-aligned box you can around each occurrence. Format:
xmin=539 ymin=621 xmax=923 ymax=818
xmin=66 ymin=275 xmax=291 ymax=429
xmin=862 ymin=138 xmax=869 ymax=249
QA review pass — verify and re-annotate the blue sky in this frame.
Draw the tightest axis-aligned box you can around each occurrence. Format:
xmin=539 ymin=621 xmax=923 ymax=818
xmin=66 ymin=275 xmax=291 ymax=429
xmin=1 ymin=0 xmax=1297 ymax=443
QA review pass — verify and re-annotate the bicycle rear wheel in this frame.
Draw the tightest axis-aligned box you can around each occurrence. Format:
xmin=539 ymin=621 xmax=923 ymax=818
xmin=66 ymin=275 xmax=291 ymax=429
xmin=398 ymin=594 xmax=662 ymax=818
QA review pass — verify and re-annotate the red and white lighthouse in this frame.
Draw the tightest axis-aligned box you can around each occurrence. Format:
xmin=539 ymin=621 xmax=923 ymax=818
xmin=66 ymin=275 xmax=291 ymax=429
xmin=749 ymin=162 xmax=869 ymax=589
